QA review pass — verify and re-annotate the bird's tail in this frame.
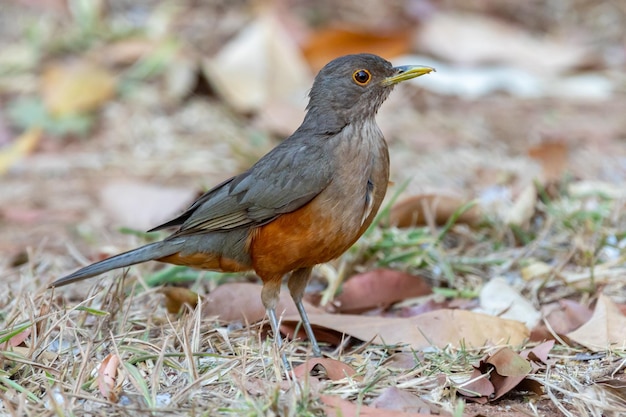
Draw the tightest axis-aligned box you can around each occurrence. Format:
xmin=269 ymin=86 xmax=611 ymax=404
xmin=51 ymin=241 xmax=180 ymax=288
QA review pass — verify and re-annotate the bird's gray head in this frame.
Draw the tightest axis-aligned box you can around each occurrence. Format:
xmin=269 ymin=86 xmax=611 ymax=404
xmin=302 ymin=54 xmax=434 ymax=134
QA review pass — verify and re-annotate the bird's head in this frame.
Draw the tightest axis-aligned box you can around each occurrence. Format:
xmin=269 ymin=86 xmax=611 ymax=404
xmin=304 ymin=54 xmax=434 ymax=132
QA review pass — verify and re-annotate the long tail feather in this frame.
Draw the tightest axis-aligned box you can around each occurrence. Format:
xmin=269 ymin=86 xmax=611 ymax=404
xmin=51 ymin=242 xmax=179 ymax=287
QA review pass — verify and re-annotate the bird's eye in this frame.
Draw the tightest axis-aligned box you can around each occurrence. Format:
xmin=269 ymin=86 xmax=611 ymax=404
xmin=352 ymin=69 xmax=371 ymax=85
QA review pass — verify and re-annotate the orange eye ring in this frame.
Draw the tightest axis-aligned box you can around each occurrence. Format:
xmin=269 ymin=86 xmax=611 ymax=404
xmin=352 ymin=69 xmax=371 ymax=85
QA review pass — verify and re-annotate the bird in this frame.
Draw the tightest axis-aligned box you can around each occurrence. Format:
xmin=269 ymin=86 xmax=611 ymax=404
xmin=51 ymin=53 xmax=434 ymax=367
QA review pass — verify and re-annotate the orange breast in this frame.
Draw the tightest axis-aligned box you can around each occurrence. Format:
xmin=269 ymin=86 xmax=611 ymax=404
xmin=249 ymin=196 xmax=367 ymax=279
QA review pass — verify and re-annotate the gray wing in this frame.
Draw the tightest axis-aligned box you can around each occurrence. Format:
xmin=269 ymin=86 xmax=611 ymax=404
xmin=152 ymin=137 xmax=333 ymax=235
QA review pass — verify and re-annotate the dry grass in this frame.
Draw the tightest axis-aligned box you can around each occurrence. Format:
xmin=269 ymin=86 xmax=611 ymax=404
xmin=3 ymin=185 xmax=626 ymax=416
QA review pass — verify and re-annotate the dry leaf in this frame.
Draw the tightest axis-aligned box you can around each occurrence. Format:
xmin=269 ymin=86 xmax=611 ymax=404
xmin=417 ymin=12 xmax=589 ymax=75
xmin=520 ymin=340 xmax=555 ymax=370
xmin=460 ymin=348 xmax=531 ymax=402
xmin=567 ymin=294 xmax=626 ymax=351
xmin=285 ymin=310 xmax=528 ymax=350
xmin=293 ymin=358 xmax=358 ymax=382
xmin=527 ymin=141 xmax=569 ymax=183
xmin=0 ymin=328 xmax=31 ymax=350
xmin=159 ymin=287 xmax=200 ymax=314
xmin=94 ymin=38 xmax=159 ymax=67
xmin=0 ymin=128 xmax=41 ymax=175
xmin=41 ymin=60 xmax=116 ymax=116
xmin=332 ymin=269 xmax=431 ymax=314
xmin=504 ymin=183 xmax=537 ymax=226
xmin=520 ymin=261 xmax=553 ymax=281
xmin=98 ymin=353 xmax=120 ymax=402
xmin=321 ymin=395 xmax=434 ymax=417
xmin=303 ymin=28 xmax=411 ymax=72
xmin=387 ymin=193 xmax=482 ymax=228
xmin=371 ymin=387 xmax=438 ymax=414
xmin=203 ymin=11 xmax=310 ymax=112
xmin=478 ymin=277 xmax=541 ymax=328
xmin=201 ymin=283 xmax=323 ymax=324
xmin=99 ymin=181 xmax=197 ymax=230
xmin=530 ymin=300 xmax=593 ymax=342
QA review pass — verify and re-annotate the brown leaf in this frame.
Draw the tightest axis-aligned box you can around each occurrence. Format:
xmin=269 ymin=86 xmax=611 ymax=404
xmin=371 ymin=387 xmax=439 ymax=414
xmin=0 ymin=128 xmax=41 ymax=176
xmin=99 ymin=181 xmax=197 ymax=230
xmin=98 ymin=353 xmax=120 ymax=403
xmin=387 ymin=193 xmax=482 ymax=228
xmin=0 ymin=328 xmax=31 ymax=350
xmin=520 ymin=340 xmax=555 ymax=365
xmin=461 ymin=348 xmax=531 ymax=402
xmin=321 ymin=395 xmax=435 ymax=417
xmin=293 ymin=358 xmax=358 ymax=382
xmin=527 ymin=141 xmax=569 ymax=183
xmin=397 ymin=298 xmax=451 ymax=318
xmin=383 ymin=352 xmax=421 ymax=370
xmin=567 ymin=294 xmax=626 ymax=351
xmin=202 ymin=283 xmax=323 ymax=324
xmin=486 ymin=348 xmax=532 ymax=377
xmin=530 ymin=300 xmax=593 ymax=342
xmin=94 ymin=38 xmax=159 ymax=67
xmin=159 ymin=287 xmax=200 ymax=314
xmin=332 ymin=269 xmax=431 ymax=314
xmin=458 ymin=368 xmax=494 ymax=400
xmin=303 ymin=28 xmax=411 ymax=72
xmin=279 ymin=322 xmax=343 ymax=347
xmin=41 ymin=60 xmax=116 ymax=116
xmin=285 ymin=310 xmax=529 ymax=350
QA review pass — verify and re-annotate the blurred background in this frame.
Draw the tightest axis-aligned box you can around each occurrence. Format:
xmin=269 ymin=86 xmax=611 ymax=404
xmin=1 ymin=0 xmax=625 ymax=277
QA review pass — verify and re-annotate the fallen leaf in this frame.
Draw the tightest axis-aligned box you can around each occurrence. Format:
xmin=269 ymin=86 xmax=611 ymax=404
xmin=203 ymin=11 xmax=310 ymax=112
xmin=303 ymin=28 xmax=411 ymax=72
xmin=0 ymin=128 xmax=41 ymax=175
xmin=99 ymin=180 xmax=197 ymax=230
xmin=332 ymin=269 xmax=431 ymax=314
xmin=285 ymin=310 xmax=529 ymax=350
xmin=386 ymin=193 xmax=482 ymax=228
xmin=98 ymin=353 xmax=120 ymax=402
xmin=383 ymin=352 xmax=420 ymax=370
xmin=527 ymin=141 xmax=569 ymax=183
xmin=457 ymin=368 xmax=494 ymax=401
xmin=371 ymin=387 xmax=438 ymax=414
xmin=159 ymin=287 xmax=200 ymax=314
xmin=487 ymin=347 xmax=532 ymax=377
xmin=417 ymin=12 xmax=589 ymax=75
xmin=94 ymin=38 xmax=159 ymax=67
xmin=504 ymin=183 xmax=536 ymax=227
xmin=321 ymin=395 xmax=434 ymax=417
xmin=478 ymin=277 xmax=541 ymax=328
xmin=293 ymin=358 xmax=358 ymax=382
xmin=520 ymin=261 xmax=553 ymax=281
xmin=567 ymin=294 xmax=626 ymax=351
xmin=41 ymin=60 xmax=116 ymax=116
xmin=460 ymin=348 xmax=531 ymax=402
xmin=530 ymin=300 xmax=593 ymax=342
xmin=0 ymin=328 xmax=31 ymax=350
xmin=202 ymin=283 xmax=323 ymax=324
xmin=520 ymin=340 xmax=555 ymax=371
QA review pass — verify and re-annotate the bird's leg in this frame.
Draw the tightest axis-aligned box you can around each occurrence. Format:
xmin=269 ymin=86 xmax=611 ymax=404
xmin=261 ymin=278 xmax=290 ymax=370
xmin=288 ymin=267 xmax=322 ymax=357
